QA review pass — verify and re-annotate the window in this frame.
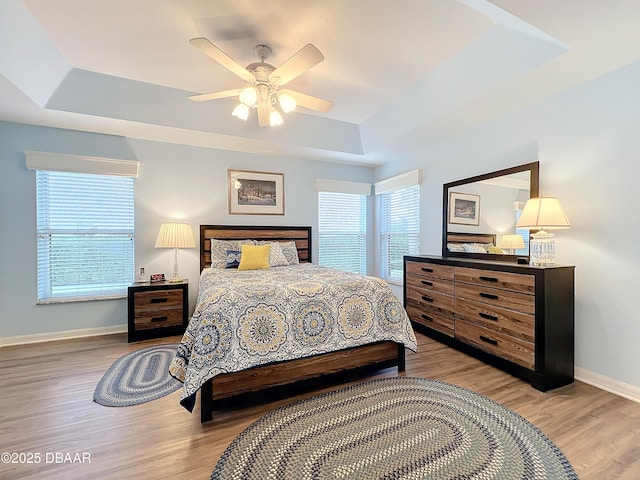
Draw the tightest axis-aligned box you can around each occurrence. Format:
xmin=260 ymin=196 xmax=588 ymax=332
xmin=318 ymin=192 xmax=367 ymax=274
xmin=376 ymin=170 xmax=421 ymax=283
xmin=27 ymin=151 xmax=139 ymax=303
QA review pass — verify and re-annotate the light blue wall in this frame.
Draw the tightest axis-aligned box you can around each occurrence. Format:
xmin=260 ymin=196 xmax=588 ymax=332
xmin=0 ymin=122 xmax=374 ymax=339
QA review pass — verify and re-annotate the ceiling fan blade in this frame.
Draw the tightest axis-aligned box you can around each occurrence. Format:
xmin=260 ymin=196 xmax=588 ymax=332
xmin=269 ymin=44 xmax=324 ymax=85
xmin=281 ymin=89 xmax=333 ymax=113
xmin=187 ymin=89 xmax=243 ymax=102
xmin=190 ymin=37 xmax=255 ymax=83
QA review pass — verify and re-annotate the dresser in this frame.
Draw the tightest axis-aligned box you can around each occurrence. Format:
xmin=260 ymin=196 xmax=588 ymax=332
xmin=404 ymin=255 xmax=574 ymax=391
xmin=127 ymin=281 xmax=188 ymax=342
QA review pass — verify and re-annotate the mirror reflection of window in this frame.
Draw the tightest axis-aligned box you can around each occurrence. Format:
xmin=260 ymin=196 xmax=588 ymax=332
xmin=515 ymin=201 xmax=529 ymax=256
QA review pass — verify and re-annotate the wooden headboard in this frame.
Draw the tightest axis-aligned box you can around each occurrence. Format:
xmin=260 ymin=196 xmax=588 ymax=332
xmin=200 ymin=225 xmax=312 ymax=271
xmin=447 ymin=232 xmax=497 ymax=245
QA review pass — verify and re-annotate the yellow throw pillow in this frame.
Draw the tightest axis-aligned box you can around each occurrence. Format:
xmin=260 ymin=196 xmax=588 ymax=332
xmin=238 ymin=244 xmax=271 ymax=271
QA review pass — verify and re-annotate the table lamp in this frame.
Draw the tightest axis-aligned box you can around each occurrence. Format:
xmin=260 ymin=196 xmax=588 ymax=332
xmin=154 ymin=222 xmax=195 ymax=282
xmin=515 ymin=197 xmax=571 ymax=266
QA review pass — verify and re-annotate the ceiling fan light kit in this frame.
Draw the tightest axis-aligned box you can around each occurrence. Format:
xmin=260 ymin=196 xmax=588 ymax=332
xmin=188 ymin=37 xmax=333 ymax=127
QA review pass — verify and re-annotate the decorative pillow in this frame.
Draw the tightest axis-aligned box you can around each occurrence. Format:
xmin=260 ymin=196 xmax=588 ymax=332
xmin=238 ymin=244 xmax=271 ymax=271
xmin=279 ymin=240 xmax=300 ymax=265
xmin=225 ymin=250 xmax=241 ymax=268
xmin=462 ymin=243 xmax=488 ymax=254
xmin=210 ymin=239 xmax=255 ymax=268
xmin=447 ymin=243 xmax=466 ymax=252
xmin=487 ymin=245 xmax=504 ymax=254
xmin=268 ymin=242 xmax=289 ymax=267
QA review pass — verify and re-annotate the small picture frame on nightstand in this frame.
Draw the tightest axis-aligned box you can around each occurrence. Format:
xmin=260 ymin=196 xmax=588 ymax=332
xmin=150 ymin=273 xmax=165 ymax=283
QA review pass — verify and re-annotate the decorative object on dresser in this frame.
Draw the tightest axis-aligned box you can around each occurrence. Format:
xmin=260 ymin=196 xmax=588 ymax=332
xmin=154 ymin=222 xmax=196 ymax=282
xmin=210 ymin=377 xmax=578 ymax=480
xmin=127 ymin=281 xmax=188 ymax=342
xmin=516 ymin=197 xmax=572 ymax=266
xmin=404 ymin=255 xmax=574 ymax=391
xmin=228 ymin=170 xmax=284 ymax=215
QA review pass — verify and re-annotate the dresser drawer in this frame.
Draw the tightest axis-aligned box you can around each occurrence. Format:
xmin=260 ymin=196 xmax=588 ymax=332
xmin=406 ymin=261 xmax=454 ymax=281
xmin=455 ymin=282 xmax=535 ymax=315
xmin=454 ymin=267 xmax=534 ymax=294
xmin=406 ymin=304 xmax=454 ymax=337
xmin=134 ymin=309 xmax=184 ymax=330
xmin=455 ymin=319 xmax=534 ymax=369
xmin=405 ymin=273 xmax=454 ymax=296
xmin=455 ymin=297 xmax=534 ymax=342
xmin=134 ymin=289 xmax=183 ymax=311
xmin=406 ymin=288 xmax=455 ymax=316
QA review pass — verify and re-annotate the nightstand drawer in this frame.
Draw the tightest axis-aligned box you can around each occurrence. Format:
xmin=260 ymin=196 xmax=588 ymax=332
xmin=134 ymin=309 xmax=184 ymax=330
xmin=134 ymin=289 xmax=183 ymax=310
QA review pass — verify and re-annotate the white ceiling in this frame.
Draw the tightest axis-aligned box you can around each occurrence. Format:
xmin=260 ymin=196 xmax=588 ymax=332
xmin=2 ymin=0 xmax=640 ymax=166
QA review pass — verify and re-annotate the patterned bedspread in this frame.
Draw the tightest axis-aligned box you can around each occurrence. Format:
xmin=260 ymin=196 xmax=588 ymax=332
xmin=169 ymin=264 xmax=417 ymax=411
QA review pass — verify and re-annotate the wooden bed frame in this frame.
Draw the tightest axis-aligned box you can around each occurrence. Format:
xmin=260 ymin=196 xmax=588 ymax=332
xmin=197 ymin=225 xmax=406 ymax=422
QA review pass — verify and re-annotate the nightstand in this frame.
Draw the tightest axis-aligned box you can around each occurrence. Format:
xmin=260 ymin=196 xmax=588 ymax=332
xmin=127 ymin=280 xmax=188 ymax=342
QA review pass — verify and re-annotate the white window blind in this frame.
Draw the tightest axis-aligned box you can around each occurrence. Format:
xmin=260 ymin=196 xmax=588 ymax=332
xmin=35 ymin=170 xmax=135 ymax=303
xmin=318 ymin=192 xmax=367 ymax=274
xmin=378 ymin=184 xmax=420 ymax=283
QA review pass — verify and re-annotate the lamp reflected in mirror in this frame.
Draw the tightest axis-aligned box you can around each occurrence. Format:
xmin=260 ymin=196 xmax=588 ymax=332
xmin=498 ymin=234 xmax=525 ymax=254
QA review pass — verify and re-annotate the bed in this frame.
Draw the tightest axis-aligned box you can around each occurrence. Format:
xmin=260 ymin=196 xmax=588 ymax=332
xmin=169 ymin=225 xmax=418 ymax=422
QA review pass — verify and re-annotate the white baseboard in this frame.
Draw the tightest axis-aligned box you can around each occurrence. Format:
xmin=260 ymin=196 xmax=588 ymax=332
xmin=0 ymin=324 xmax=127 ymax=347
xmin=575 ymin=367 xmax=640 ymax=404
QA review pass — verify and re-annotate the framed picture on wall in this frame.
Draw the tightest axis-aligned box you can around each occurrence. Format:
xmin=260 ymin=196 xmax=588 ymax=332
xmin=449 ymin=192 xmax=480 ymax=225
xmin=228 ymin=169 xmax=284 ymax=215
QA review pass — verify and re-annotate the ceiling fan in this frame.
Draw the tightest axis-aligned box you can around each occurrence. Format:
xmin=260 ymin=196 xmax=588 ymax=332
xmin=188 ymin=38 xmax=333 ymax=127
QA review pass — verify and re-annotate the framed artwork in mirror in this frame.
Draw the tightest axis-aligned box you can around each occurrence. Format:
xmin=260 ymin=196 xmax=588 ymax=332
xmin=449 ymin=192 xmax=480 ymax=226
xmin=228 ymin=169 xmax=284 ymax=215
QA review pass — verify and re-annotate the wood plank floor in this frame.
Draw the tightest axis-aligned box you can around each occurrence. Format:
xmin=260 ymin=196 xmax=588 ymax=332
xmin=2 ymin=331 xmax=640 ymax=479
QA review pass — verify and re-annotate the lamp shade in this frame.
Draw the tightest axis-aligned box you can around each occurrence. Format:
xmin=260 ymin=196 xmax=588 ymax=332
xmin=499 ymin=234 xmax=525 ymax=250
xmin=154 ymin=223 xmax=195 ymax=249
xmin=515 ymin=197 xmax=571 ymax=229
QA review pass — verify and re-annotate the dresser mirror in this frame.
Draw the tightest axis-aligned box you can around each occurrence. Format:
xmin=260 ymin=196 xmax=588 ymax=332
xmin=442 ymin=161 xmax=539 ymax=261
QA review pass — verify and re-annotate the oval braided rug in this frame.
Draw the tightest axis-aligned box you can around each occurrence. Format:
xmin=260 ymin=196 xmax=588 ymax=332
xmin=93 ymin=344 xmax=181 ymax=407
xmin=211 ymin=377 xmax=577 ymax=480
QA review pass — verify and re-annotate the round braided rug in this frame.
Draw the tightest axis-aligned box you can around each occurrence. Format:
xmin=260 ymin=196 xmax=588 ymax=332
xmin=211 ymin=377 xmax=577 ymax=480
xmin=93 ymin=344 xmax=181 ymax=407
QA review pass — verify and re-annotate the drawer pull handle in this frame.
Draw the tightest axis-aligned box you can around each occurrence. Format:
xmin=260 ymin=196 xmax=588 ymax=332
xmin=479 ymin=312 xmax=499 ymax=321
xmin=479 ymin=335 xmax=498 ymax=346
xmin=421 ymin=314 xmax=433 ymax=322
xmin=151 ymin=316 xmax=168 ymax=323
xmin=421 ymin=267 xmax=434 ymax=273
xmin=479 ymin=292 xmax=499 ymax=300
xmin=150 ymin=297 xmax=169 ymax=304
xmin=421 ymin=295 xmax=433 ymax=303
xmin=421 ymin=280 xmax=433 ymax=287
xmin=479 ymin=276 xmax=499 ymax=282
